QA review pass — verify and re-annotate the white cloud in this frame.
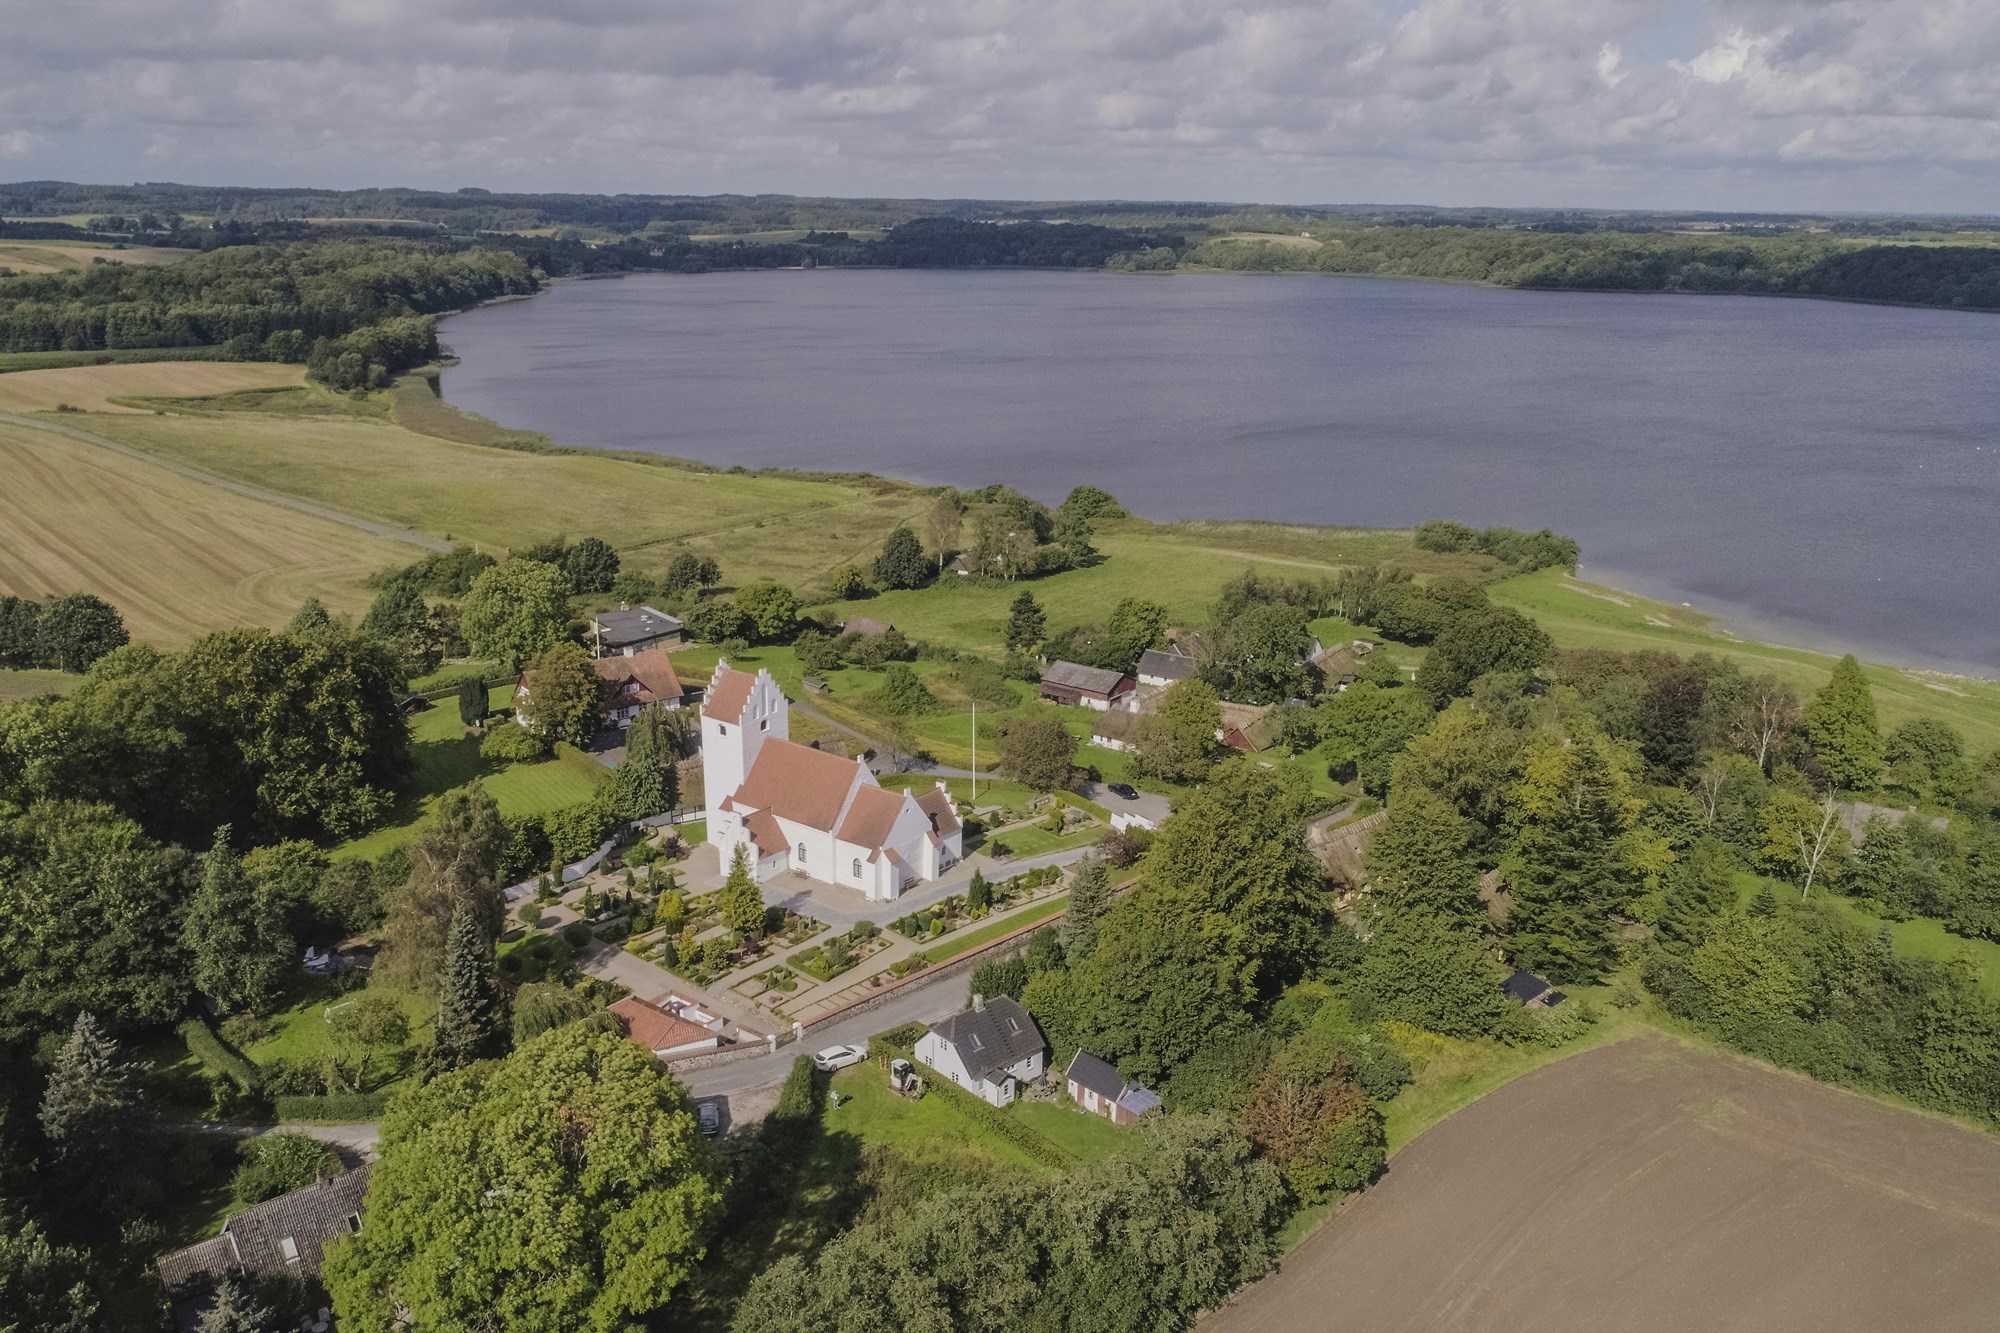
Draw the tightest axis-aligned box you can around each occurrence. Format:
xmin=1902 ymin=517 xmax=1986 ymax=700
xmin=0 ymin=0 xmax=1996 ymax=210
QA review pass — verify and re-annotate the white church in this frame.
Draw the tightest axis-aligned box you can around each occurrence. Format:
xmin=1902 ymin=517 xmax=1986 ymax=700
xmin=701 ymin=663 xmax=963 ymax=902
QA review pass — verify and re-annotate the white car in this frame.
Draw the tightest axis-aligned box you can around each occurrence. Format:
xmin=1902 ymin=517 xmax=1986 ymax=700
xmin=812 ymin=1043 xmax=866 ymax=1072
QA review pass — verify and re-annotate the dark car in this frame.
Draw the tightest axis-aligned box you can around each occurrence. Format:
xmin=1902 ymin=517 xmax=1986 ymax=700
xmin=1108 ymin=783 xmax=1140 ymax=800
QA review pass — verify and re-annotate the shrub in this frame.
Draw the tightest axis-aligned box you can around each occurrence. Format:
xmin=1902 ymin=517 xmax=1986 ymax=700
xmin=481 ymin=723 xmax=549 ymax=762
xmin=178 ymin=1017 xmax=262 ymax=1094
xmin=867 ymin=1022 xmax=929 ymax=1059
xmin=561 ymin=922 xmax=593 ymax=949
xmin=233 ymin=1133 xmax=341 ymax=1205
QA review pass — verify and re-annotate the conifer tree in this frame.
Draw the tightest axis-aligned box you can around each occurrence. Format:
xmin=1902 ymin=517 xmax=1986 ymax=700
xmin=720 ymin=846 xmax=766 ymax=939
xmin=39 ymin=1013 xmax=136 ymax=1157
xmin=966 ymin=869 xmax=991 ymax=912
xmin=1005 ymin=590 xmax=1046 ymax=653
xmin=1060 ymin=857 xmax=1111 ymax=959
xmin=431 ymin=905 xmax=500 ymax=1072
xmin=1505 ymin=732 xmax=1644 ymax=982
xmin=1364 ymin=786 xmax=1481 ymax=924
xmin=196 ymin=1276 xmax=278 ymax=1333
xmin=1806 ymin=654 xmax=1882 ymax=790
xmin=184 ymin=826 xmax=292 ymax=1014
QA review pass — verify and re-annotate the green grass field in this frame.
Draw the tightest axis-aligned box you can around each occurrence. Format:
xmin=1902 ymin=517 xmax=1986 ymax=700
xmin=0 ymin=668 xmax=81 ymax=701
xmin=1493 ymin=568 xmax=2000 ymax=751
xmin=927 ymin=894 xmax=1071 ymax=963
xmin=333 ymin=699 xmax=610 ymax=861
xmin=242 ymin=977 xmax=435 ymax=1094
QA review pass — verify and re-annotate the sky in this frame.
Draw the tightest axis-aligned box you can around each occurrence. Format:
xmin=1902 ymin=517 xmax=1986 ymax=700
xmin=5 ymin=0 xmax=1999 ymax=214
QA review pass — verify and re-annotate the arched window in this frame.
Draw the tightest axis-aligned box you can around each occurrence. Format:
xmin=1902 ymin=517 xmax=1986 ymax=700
xmin=851 ymin=859 xmax=861 ymax=878
xmin=795 ymin=843 xmax=806 ymax=862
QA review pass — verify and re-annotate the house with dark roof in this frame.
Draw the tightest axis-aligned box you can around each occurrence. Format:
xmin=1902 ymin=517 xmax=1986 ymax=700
xmin=915 ymin=994 xmax=1046 ymax=1107
xmin=590 ymin=605 xmax=684 ymax=657
xmin=702 ymin=664 xmax=962 ymax=901
xmin=1039 ymin=660 xmax=1136 ymax=711
xmin=1090 ymin=707 xmax=1147 ymax=753
xmin=157 ymin=1165 xmax=372 ymax=1331
xmin=1135 ymin=647 xmax=1199 ymax=688
xmin=1501 ymin=969 xmax=1567 ymax=1008
xmin=1064 ymin=1050 xmax=1162 ymax=1126
xmin=514 ymin=647 xmax=689 ymax=733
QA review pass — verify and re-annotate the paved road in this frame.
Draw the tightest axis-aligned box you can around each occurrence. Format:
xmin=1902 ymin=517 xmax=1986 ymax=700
xmin=0 ymin=410 xmax=448 ymax=553
xmin=197 ymin=1118 xmax=382 ymax=1159
xmin=681 ymin=963 xmax=979 ymax=1098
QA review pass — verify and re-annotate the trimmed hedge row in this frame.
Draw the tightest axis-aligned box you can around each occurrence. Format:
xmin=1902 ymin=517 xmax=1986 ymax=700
xmin=177 ymin=1017 xmax=262 ymax=1093
xmin=274 ymin=1092 xmax=390 ymax=1122
xmin=866 ymin=1023 xmax=1073 ymax=1170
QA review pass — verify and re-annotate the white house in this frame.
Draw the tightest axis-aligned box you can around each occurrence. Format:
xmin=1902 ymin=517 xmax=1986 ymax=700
xmin=702 ymin=664 xmax=962 ymax=902
xmin=514 ymin=647 xmax=687 ymax=733
xmin=914 ymin=994 xmax=1046 ymax=1107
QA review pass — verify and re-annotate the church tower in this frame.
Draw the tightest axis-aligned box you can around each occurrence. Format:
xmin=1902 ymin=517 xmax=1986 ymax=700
xmin=700 ymin=663 xmax=789 ymax=821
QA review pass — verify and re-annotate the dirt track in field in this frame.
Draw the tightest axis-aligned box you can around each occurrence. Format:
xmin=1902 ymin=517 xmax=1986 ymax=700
xmin=0 ymin=417 xmax=422 ymax=645
xmin=1209 ymin=1036 xmax=2000 ymax=1333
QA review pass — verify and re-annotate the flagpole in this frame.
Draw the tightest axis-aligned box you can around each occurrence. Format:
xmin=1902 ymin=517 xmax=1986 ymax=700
xmin=971 ymin=697 xmax=977 ymax=801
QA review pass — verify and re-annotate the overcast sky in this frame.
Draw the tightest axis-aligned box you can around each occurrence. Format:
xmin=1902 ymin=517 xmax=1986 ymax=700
xmin=5 ymin=0 xmax=1997 ymax=213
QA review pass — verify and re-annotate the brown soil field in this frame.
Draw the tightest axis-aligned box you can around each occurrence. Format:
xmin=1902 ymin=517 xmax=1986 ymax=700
xmin=0 ymin=241 xmax=189 ymax=273
xmin=0 ymin=362 xmax=304 ymax=413
xmin=0 ymin=418 xmax=419 ymax=645
xmin=1210 ymin=1036 xmax=2000 ymax=1333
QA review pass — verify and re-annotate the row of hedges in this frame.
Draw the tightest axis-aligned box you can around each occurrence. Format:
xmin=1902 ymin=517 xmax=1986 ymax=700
xmin=178 ymin=1016 xmax=262 ymax=1093
xmin=863 ymin=1021 xmax=1071 ymax=1168
xmin=274 ymin=1092 xmax=391 ymax=1122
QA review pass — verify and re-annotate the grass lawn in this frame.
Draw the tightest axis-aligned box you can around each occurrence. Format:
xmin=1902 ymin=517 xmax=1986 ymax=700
xmin=826 ymin=1064 xmax=1053 ymax=1172
xmin=1010 ymin=1096 xmax=1135 ymax=1160
xmin=0 ymin=667 xmax=81 ymax=701
xmin=1493 ymin=568 xmax=2000 ymax=751
xmin=333 ymin=700 xmax=610 ymax=861
xmin=1730 ymin=869 xmax=2000 ymax=996
xmin=927 ymin=894 xmax=1070 ymax=963
xmin=241 ymin=976 xmax=435 ymax=1094
xmin=988 ymin=821 xmax=1099 ymax=859
xmin=0 ymin=361 xmax=302 ymax=413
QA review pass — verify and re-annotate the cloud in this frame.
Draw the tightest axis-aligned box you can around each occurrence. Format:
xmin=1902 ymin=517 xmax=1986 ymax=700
xmin=1 ymin=0 xmax=1997 ymax=210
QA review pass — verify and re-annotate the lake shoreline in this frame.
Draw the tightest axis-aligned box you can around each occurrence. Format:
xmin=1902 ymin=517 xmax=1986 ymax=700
xmin=435 ymin=271 xmax=2000 ymax=680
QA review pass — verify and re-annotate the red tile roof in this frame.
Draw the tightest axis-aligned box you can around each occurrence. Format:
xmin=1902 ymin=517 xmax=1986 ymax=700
xmin=592 ymin=648 xmax=684 ymax=707
xmin=914 ymin=786 xmax=961 ymax=836
xmin=835 ymin=783 xmax=906 ymax=849
xmin=743 ymin=808 xmax=785 ymax=856
xmin=609 ymin=997 xmax=714 ymax=1055
xmin=731 ymin=738 xmax=866 ymax=834
xmin=703 ymin=666 xmax=756 ymax=724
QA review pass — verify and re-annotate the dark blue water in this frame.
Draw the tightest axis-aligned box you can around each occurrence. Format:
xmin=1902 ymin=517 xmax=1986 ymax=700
xmin=440 ymin=270 xmax=2000 ymax=673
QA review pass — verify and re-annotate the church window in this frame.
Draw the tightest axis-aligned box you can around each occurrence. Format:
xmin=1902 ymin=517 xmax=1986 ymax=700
xmin=852 ymin=859 xmax=861 ymax=878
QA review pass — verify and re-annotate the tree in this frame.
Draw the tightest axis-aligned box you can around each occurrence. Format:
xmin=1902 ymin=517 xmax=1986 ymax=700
xmin=36 ymin=594 xmax=128 ymax=672
xmin=966 ymin=868 xmax=991 ymax=912
xmin=1317 ymin=682 xmax=1435 ymax=798
xmin=1062 ymin=856 xmax=1112 ymax=958
xmin=327 ymin=993 xmax=410 ymax=1091
xmin=720 ymin=846 xmax=766 ymax=939
xmin=682 ymin=598 xmax=749 ymax=644
xmin=559 ymin=536 xmax=620 ymax=594
xmin=231 ymin=1133 xmax=341 ymax=1205
xmin=1882 ymin=718 xmax=1969 ymax=806
xmin=736 ymin=581 xmax=798 ymax=643
xmin=39 ymin=1013 xmax=138 ymax=1160
xmin=1505 ymin=730 xmax=1652 ymax=982
xmin=1051 ymin=506 xmax=1096 ymax=566
xmin=1145 ymin=760 xmax=1326 ymax=996
xmin=184 ymin=826 xmax=293 ymax=1015
xmin=1414 ymin=606 xmax=1553 ymax=708
xmin=432 ymin=905 xmax=502 ymax=1073
xmin=608 ymin=704 xmax=683 ymax=819
xmin=827 ymin=564 xmax=869 ymax=600
xmin=516 ymin=642 xmax=602 ymax=746
xmin=1366 ymin=785 xmax=1481 ymax=922
xmin=924 ymin=493 xmax=963 ymax=574
xmin=663 ymin=551 xmax=721 ymax=595
xmin=654 ymin=888 xmax=686 ymax=933
xmin=286 ymin=596 xmax=336 ymax=638
xmin=324 ymin=1027 xmax=721 ymax=1331
xmin=0 ymin=802 xmax=193 ymax=1041
xmin=0 ymin=1214 xmax=99 ymax=1333
xmin=1758 ymin=789 xmax=1849 ymax=896
xmin=1241 ymin=1065 xmax=1385 ymax=1201
xmin=874 ymin=524 xmax=929 ymax=590
xmin=460 ymin=560 xmax=571 ymax=667
xmin=512 ymin=981 xmax=596 ymax=1045
xmin=1135 ymin=677 xmax=1222 ymax=783
xmin=1103 ymin=598 xmax=1168 ymax=673
xmin=1004 ymin=590 xmax=1046 ymax=653
xmin=1350 ymin=911 xmax=1506 ymax=1036
xmin=381 ymin=784 xmax=507 ymax=987
xmin=1058 ymin=484 xmax=1125 ymax=521
xmin=194 ymin=1276 xmax=279 ymax=1333
xmin=359 ymin=581 xmax=439 ymax=676
xmin=456 ymin=675 xmax=490 ymax=728
xmin=995 ymin=715 xmax=1077 ymax=791
xmin=873 ymin=663 xmax=935 ymax=716
xmin=1204 ymin=601 xmax=1315 ymax=704
xmin=1806 ymin=655 xmax=1882 ymax=790
xmin=1730 ymin=675 xmax=1800 ymax=772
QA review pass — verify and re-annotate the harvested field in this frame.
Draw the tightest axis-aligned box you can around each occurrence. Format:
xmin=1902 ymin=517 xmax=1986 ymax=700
xmin=0 ymin=362 xmax=303 ymax=413
xmin=0 ymin=240 xmax=189 ymax=273
xmin=0 ymin=418 xmax=420 ymax=645
xmin=1210 ymin=1036 xmax=2000 ymax=1333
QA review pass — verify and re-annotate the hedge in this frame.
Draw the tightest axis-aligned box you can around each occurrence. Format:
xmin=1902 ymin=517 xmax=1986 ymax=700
xmin=923 ymin=1074 xmax=1074 ymax=1170
xmin=177 ymin=1017 xmax=262 ymax=1093
xmin=274 ymin=1092 xmax=390 ymax=1122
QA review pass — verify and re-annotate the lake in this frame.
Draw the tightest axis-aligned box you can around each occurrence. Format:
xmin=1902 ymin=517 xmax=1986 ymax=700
xmin=439 ymin=270 xmax=2000 ymax=673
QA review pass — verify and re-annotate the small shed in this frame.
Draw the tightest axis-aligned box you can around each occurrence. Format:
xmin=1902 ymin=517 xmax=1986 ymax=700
xmin=1065 ymin=1049 xmax=1162 ymax=1126
xmin=1501 ymin=969 xmax=1567 ymax=1009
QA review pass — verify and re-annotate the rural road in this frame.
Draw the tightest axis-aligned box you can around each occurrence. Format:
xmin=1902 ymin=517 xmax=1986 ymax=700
xmin=0 ymin=410 xmax=448 ymax=553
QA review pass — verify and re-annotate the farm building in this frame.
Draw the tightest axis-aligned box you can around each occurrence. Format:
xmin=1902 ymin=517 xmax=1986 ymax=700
xmin=1039 ymin=660 xmax=1136 ymax=710
xmin=915 ymin=994 xmax=1046 ymax=1107
xmin=1501 ymin=970 xmax=1567 ymax=1008
xmin=157 ymin=1165 xmax=372 ymax=1331
xmin=590 ymin=604 xmax=684 ymax=656
xmin=1065 ymin=1050 xmax=1162 ymax=1126
xmin=1218 ymin=701 xmax=1278 ymax=751
xmin=1135 ymin=647 xmax=1199 ymax=688
xmin=1090 ymin=708 xmax=1146 ymax=753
